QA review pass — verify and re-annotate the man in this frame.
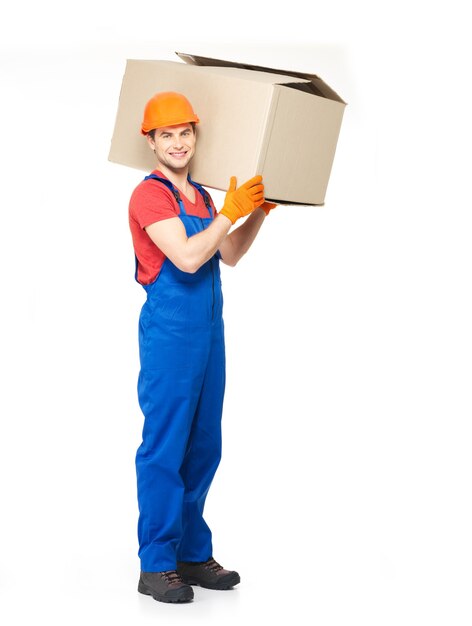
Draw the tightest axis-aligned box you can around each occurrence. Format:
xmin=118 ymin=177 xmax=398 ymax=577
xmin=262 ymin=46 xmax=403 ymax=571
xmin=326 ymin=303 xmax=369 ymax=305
xmin=128 ymin=91 xmax=276 ymax=603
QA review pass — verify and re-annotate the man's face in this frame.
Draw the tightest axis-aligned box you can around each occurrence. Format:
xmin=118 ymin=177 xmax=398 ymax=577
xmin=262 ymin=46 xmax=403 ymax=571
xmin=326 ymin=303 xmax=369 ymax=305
xmin=148 ymin=123 xmax=196 ymax=172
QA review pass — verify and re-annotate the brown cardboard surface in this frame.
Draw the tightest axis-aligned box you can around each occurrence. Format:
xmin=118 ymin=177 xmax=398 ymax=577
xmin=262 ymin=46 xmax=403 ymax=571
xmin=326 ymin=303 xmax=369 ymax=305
xmin=109 ymin=54 xmax=346 ymax=205
xmin=258 ymin=84 xmax=345 ymax=204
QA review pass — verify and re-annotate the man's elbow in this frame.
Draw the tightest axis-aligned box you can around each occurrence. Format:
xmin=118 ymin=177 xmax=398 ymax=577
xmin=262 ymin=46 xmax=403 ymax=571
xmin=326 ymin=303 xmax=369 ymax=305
xmin=220 ymin=250 xmax=243 ymax=267
xmin=222 ymin=256 xmax=238 ymax=268
xmin=176 ymin=258 xmax=200 ymax=274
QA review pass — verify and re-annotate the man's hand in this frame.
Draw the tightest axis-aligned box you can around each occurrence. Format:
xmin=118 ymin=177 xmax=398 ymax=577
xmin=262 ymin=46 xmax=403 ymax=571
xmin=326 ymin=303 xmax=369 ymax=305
xmin=219 ymin=175 xmax=265 ymax=224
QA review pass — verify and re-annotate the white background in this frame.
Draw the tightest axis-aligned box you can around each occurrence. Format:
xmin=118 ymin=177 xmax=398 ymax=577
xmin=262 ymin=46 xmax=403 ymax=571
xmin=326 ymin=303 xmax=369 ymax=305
xmin=1 ymin=1 xmax=471 ymax=624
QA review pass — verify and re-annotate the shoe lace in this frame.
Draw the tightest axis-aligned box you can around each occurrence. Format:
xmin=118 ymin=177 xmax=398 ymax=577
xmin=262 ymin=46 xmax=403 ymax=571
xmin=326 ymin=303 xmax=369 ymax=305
xmin=161 ymin=570 xmax=184 ymax=584
xmin=205 ymin=557 xmax=224 ymax=573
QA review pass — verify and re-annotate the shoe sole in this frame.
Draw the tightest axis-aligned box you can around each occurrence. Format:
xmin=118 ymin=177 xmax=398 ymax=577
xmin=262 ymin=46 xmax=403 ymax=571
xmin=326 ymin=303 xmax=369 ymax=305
xmin=138 ymin=580 xmax=194 ymax=603
xmin=180 ymin=572 xmax=241 ymax=590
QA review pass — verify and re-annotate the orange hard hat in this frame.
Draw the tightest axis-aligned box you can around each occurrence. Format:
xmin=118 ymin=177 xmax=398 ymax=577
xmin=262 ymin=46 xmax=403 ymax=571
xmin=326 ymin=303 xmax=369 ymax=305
xmin=140 ymin=92 xmax=200 ymax=135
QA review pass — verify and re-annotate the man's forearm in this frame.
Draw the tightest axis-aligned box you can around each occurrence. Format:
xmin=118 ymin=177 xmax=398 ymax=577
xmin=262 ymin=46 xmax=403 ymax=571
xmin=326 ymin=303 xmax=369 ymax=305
xmin=220 ymin=208 xmax=266 ymax=266
xmin=183 ymin=214 xmax=233 ymax=272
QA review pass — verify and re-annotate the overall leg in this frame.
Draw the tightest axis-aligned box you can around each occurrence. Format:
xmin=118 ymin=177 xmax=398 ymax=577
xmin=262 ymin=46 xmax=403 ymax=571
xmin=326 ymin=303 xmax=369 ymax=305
xmin=178 ymin=320 xmax=226 ymax=562
xmin=136 ymin=316 xmax=206 ymax=572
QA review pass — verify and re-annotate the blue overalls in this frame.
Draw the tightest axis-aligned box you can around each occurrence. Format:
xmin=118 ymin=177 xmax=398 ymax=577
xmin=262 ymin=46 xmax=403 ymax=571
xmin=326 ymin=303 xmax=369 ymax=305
xmin=135 ymin=174 xmax=225 ymax=573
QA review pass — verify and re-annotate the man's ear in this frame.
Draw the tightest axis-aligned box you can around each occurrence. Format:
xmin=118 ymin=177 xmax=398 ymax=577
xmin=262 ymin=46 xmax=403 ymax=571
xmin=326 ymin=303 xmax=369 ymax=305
xmin=145 ymin=133 xmax=156 ymax=152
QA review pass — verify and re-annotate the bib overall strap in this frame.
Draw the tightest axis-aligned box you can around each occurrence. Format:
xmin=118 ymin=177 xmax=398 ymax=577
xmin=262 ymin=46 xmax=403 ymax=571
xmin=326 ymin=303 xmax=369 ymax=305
xmin=188 ymin=175 xmax=213 ymax=218
xmin=144 ymin=173 xmax=187 ymax=215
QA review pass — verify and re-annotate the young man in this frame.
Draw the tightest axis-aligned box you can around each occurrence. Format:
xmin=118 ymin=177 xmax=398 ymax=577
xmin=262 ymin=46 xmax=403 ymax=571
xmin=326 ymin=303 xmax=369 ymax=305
xmin=129 ymin=92 xmax=276 ymax=603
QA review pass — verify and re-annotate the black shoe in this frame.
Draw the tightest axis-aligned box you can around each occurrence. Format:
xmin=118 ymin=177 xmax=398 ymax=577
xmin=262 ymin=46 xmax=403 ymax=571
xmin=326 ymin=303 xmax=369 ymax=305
xmin=138 ymin=570 xmax=194 ymax=603
xmin=177 ymin=557 xmax=240 ymax=590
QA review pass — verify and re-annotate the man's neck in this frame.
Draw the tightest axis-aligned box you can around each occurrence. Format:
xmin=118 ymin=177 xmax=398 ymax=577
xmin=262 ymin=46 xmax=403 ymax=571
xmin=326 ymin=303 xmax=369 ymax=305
xmin=157 ymin=164 xmax=190 ymax=192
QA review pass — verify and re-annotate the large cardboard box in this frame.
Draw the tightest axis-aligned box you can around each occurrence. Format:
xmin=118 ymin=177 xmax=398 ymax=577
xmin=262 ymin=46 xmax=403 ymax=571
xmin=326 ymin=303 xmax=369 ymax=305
xmin=109 ymin=53 xmax=346 ymax=205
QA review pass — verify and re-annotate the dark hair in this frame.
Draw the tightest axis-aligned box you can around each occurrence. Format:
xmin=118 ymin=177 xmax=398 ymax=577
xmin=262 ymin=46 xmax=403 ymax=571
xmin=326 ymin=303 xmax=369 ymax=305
xmin=147 ymin=122 xmax=196 ymax=141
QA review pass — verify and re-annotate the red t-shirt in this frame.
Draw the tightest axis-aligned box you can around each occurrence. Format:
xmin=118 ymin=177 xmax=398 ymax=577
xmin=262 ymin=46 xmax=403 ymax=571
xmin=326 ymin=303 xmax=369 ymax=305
xmin=129 ymin=170 xmax=216 ymax=285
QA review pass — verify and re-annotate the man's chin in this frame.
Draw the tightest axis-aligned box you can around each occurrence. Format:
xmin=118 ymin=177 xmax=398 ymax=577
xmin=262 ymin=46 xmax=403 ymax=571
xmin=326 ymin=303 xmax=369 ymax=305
xmin=167 ymin=163 xmax=189 ymax=174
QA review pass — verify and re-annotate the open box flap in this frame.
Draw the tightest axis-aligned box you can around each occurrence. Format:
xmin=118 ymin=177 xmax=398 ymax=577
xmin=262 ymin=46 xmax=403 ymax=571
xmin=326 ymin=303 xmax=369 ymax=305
xmin=181 ymin=64 xmax=312 ymax=87
xmin=176 ymin=52 xmax=346 ymax=103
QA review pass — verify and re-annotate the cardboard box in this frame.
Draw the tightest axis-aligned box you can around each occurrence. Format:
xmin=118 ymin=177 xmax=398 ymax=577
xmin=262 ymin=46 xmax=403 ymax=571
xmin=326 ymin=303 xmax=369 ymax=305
xmin=109 ymin=52 xmax=346 ymax=205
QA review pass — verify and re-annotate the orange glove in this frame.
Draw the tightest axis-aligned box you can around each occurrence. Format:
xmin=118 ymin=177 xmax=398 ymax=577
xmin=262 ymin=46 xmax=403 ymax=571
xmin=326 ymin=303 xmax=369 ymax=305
xmin=220 ymin=175 xmax=265 ymax=224
xmin=260 ymin=201 xmax=277 ymax=216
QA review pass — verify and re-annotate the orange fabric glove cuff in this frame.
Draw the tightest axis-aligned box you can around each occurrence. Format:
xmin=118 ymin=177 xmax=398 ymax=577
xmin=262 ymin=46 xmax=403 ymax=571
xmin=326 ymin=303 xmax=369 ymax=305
xmin=261 ymin=201 xmax=277 ymax=216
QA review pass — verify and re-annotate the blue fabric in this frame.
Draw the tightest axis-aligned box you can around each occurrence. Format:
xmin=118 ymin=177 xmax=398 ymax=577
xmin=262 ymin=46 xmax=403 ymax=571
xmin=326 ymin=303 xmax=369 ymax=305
xmin=135 ymin=176 xmax=225 ymax=572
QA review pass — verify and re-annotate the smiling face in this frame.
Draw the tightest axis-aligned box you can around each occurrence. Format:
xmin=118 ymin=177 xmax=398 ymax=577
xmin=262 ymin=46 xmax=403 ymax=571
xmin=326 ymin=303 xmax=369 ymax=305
xmin=146 ymin=123 xmax=196 ymax=174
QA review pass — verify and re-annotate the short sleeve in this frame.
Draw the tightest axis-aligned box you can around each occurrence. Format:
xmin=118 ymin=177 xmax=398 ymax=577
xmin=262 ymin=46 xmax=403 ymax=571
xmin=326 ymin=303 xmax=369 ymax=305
xmin=129 ymin=179 xmax=178 ymax=230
